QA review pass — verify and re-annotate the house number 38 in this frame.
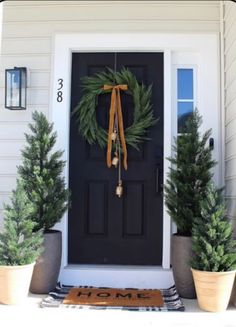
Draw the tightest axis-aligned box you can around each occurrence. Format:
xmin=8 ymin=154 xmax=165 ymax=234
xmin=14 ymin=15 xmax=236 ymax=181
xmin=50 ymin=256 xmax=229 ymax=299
xmin=57 ymin=78 xmax=63 ymax=102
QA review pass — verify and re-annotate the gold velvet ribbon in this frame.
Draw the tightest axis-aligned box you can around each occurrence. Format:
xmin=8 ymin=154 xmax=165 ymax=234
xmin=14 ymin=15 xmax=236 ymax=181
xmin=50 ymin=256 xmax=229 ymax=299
xmin=103 ymin=84 xmax=128 ymax=170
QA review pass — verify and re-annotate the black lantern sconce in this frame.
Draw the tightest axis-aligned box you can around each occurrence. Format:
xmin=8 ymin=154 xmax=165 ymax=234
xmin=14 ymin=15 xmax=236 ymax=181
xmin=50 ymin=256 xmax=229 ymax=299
xmin=5 ymin=67 xmax=27 ymax=110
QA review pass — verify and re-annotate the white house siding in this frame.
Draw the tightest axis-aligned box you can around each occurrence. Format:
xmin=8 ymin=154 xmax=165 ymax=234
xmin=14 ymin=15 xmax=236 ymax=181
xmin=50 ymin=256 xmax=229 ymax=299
xmin=0 ymin=0 xmax=220 ymax=229
xmin=224 ymin=1 xmax=236 ymax=235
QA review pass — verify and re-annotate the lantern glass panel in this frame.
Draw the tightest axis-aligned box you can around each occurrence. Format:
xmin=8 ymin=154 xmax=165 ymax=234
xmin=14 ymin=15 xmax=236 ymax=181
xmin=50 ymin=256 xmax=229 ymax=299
xmin=6 ymin=69 xmax=20 ymax=108
xmin=21 ymin=69 xmax=26 ymax=108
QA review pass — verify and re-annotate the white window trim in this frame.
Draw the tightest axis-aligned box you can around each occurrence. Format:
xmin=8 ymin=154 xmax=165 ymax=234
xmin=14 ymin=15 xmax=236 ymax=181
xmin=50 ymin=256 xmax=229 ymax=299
xmin=51 ymin=32 xmax=219 ymax=288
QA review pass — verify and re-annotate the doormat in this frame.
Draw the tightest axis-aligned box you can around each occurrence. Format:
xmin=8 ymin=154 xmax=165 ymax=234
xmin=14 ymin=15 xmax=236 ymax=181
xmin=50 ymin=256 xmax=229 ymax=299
xmin=64 ymin=287 xmax=164 ymax=307
xmin=41 ymin=284 xmax=185 ymax=311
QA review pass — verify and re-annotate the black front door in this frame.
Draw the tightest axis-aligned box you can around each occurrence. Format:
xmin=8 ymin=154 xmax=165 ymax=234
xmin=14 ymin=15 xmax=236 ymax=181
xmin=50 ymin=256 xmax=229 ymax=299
xmin=69 ymin=52 xmax=163 ymax=265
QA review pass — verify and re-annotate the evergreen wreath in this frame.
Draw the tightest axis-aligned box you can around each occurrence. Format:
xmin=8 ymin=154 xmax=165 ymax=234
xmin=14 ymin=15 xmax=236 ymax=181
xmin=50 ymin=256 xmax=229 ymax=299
xmin=73 ymin=68 xmax=157 ymax=150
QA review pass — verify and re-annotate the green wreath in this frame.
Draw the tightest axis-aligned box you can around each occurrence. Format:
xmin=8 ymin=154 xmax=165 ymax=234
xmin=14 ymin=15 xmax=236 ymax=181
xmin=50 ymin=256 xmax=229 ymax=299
xmin=73 ymin=68 xmax=157 ymax=149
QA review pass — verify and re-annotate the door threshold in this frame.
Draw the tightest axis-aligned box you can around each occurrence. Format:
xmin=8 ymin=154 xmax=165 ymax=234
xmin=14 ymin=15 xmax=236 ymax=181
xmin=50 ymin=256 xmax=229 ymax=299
xmin=65 ymin=264 xmax=166 ymax=270
xmin=59 ymin=264 xmax=174 ymax=289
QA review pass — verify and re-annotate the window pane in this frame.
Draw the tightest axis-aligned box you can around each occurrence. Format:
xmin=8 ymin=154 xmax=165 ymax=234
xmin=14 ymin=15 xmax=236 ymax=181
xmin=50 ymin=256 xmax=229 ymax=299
xmin=177 ymin=69 xmax=193 ymax=99
xmin=178 ymin=101 xmax=194 ymax=133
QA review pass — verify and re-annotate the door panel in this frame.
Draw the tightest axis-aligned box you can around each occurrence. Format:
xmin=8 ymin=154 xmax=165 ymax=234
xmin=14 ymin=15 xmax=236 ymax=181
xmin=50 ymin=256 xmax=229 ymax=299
xmin=69 ymin=52 xmax=163 ymax=265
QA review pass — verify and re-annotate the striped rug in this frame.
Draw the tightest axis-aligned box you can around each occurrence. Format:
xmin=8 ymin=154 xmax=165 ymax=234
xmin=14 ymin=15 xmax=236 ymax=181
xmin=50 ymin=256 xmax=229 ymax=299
xmin=41 ymin=284 xmax=185 ymax=311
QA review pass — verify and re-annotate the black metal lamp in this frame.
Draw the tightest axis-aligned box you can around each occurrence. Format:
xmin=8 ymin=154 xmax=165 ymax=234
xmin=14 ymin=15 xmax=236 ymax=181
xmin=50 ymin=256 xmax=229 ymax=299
xmin=5 ymin=67 xmax=27 ymax=110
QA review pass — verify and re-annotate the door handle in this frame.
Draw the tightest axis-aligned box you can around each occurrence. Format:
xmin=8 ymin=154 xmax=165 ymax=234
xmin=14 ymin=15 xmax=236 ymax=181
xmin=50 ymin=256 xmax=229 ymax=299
xmin=156 ymin=166 xmax=163 ymax=194
xmin=156 ymin=167 xmax=159 ymax=193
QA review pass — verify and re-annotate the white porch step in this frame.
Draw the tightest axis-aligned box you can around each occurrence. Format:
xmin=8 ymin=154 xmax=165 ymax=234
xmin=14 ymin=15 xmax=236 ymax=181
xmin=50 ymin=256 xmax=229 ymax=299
xmin=59 ymin=265 xmax=174 ymax=289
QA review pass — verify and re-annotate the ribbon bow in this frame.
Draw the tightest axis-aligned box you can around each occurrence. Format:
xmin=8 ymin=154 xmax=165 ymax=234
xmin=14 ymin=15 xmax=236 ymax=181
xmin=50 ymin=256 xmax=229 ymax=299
xmin=103 ymin=84 xmax=128 ymax=170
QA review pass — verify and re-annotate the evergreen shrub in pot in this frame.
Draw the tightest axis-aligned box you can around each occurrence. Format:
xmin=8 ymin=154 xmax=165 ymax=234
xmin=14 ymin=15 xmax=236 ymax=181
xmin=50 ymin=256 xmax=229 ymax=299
xmin=18 ymin=111 xmax=70 ymax=294
xmin=191 ymin=183 xmax=236 ymax=312
xmin=0 ymin=180 xmax=43 ymax=304
xmin=164 ymin=109 xmax=216 ymax=298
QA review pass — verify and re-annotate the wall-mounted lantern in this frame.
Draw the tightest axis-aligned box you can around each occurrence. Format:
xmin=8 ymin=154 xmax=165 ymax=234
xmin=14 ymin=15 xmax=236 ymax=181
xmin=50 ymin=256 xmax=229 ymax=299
xmin=5 ymin=67 xmax=27 ymax=110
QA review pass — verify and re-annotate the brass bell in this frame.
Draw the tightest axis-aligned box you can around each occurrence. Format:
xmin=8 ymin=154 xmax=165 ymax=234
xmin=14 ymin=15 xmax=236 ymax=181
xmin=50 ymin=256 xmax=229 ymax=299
xmin=112 ymin=156 xmax=119 ymax=167
xmin=116 ymin=182 xmax=123 ymax=197
xmin=111 ymin=132 xmax=117 ymax=141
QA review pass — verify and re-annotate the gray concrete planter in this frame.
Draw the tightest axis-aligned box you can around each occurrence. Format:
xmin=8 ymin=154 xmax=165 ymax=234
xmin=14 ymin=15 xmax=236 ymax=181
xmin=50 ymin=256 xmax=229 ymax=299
xmin=171 ymin=234 xmax=196 ymax=299
xmin=30 ymin=230 xmax=62 ymax=294
xmin=230 ymin=277 xmax=236 ymax=307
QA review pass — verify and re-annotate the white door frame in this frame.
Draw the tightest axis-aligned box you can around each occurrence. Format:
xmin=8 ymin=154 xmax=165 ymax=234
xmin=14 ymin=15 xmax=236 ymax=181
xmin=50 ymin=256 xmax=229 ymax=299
xmin=51 ymin=32 xmax=220 ymax=288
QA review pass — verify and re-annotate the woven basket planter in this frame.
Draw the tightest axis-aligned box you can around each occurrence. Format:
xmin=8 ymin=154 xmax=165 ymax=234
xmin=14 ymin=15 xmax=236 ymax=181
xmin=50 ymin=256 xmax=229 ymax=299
xmin=191 ymin=268 xmax=236 ymax=312
xmin=0 ymin=262 xmax=35 ymax=304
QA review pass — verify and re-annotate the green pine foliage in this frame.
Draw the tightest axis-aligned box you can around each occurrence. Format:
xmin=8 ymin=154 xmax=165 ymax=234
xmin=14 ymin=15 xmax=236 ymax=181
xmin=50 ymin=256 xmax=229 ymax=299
xmin=164 ymin=110 xmax=216 ymax=236
xmin=0 ymin=180 xmax=43 ymax=266
xmin=18 ymin=111 xmax=69 ymax=232
xmin=191 ymin=183 xmax=236 ymax=272
xmin=73 ymin=68 xmax=157 ymax=149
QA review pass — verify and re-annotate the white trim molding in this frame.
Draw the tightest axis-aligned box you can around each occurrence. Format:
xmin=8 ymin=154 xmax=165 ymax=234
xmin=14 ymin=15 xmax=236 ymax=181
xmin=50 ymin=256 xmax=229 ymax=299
xmin=52 ymin=32 xmax=220 ymax=288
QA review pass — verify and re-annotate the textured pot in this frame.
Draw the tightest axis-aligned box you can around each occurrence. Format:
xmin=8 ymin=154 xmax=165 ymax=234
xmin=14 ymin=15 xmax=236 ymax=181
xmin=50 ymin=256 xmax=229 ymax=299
xmin=30 ymin=230 xmax=62 ymax=294
xmin=0 ymin=262 xmax=35 ymax=304
xmin=191 ymin=268 xmax=236 ymax=312
xmin=171 ymin=234 xmax=196 ymax=299
xmin=230 ymin=276 xmax=236 ymax=306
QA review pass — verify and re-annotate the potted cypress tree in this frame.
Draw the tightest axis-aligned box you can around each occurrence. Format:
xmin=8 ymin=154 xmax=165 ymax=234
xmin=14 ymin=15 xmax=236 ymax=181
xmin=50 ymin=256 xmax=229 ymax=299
xmin=18 ymin=111 xmax=70 ymax=294
xmin=164 ymin=109 xmax=216 ymax=298
xmin=191 ymin=183 xmax=236 ymax=312
xmin=0 ymin=180 xmax=43 ymax=304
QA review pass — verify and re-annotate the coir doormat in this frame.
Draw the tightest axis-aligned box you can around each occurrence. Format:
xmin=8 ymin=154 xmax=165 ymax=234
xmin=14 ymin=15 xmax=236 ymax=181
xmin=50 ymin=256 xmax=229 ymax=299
xmin=41 ymin=284 xmax=185 ymax=311
xmin=64 ymin=287 xmax=164 ymax=307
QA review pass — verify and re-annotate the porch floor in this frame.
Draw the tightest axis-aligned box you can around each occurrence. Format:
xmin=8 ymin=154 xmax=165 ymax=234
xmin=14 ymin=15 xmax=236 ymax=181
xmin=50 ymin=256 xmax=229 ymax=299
xmin=0 ymin=294 xmax=236 ymax=327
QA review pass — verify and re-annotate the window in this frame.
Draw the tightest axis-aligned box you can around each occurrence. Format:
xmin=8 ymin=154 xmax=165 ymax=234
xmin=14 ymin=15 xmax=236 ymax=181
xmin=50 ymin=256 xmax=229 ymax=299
xmin=177 ymin=68 xmax=194 ymax=133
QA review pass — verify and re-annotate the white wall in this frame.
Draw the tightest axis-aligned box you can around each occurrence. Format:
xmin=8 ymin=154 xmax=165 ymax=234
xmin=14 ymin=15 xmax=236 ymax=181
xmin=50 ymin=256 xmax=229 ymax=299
xmin=0 ymin=0 xmax=220 ymax=228
xmin=223 ymin=1 xmax=236 ymax=234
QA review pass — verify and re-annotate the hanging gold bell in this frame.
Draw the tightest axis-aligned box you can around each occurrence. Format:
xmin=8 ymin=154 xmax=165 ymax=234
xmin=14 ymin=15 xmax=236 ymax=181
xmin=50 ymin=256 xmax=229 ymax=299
xmin=111 ymin=131 xmax=117 ymax=141
xmin=116 ymin=182 xmax=123 ymax=197
xmin=112 ymin=156 xmax=119 ymax=167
